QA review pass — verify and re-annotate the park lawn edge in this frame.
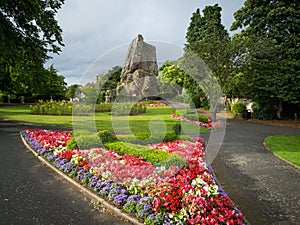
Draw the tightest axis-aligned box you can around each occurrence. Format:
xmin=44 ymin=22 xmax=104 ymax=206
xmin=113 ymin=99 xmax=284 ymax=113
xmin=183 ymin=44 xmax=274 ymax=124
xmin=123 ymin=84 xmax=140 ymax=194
xmin=263 ymin=134 xmax=300 ymax=169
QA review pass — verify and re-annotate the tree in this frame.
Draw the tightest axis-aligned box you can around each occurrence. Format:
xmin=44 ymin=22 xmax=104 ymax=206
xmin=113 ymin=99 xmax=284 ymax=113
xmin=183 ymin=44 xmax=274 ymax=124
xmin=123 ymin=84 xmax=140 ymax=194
xmin=231 ymin=0 xmax=300 ymax=119
xmin=9 ymin=62 xmax=66 ymax=101
xmin=0 ymin=0 xmax=65 ymax=92
xmin=185 ymin=4 xmax=232 ymax=90
xmin=66 ymin=84 xmax=82 ymax=101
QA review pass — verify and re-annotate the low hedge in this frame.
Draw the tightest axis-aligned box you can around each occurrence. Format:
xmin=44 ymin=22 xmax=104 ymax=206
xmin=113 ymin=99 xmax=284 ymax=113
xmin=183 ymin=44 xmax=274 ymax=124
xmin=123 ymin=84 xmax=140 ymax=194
xmin=111 ymin=103 xmax=146 ymax=115
xmin=117 ymin=131 xmax=190 ymax=145
xmin=105 ymin=142 xmax=186 ymax=169
xmin=67 ymin=129 xmax=117 ymax=150
xmin=175 ymin=109 xmax=209 ymax=123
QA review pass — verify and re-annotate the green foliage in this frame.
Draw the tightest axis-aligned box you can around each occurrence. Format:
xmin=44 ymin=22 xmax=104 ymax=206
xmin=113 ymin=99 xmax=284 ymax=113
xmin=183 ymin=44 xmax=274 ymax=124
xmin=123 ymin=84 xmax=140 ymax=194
xmin=66 ymin=84 xmax=82 ymax=100
xmin=66 ymin=137 xmax=78 ymax=150
xmin=0 ymin=0 xmax=65 ymax=93
xmin=67 ymin=130 xmax=103 ymax=150
xmin=95 ymin=103 xmax=113 ymax=112
xmin=97 ymin=130 xmax=117 ymax=144
xmin=29 ymin=100 xmax=92 ymax=115
xmin=112 ymin=103 xmax=146 ymax=115
xmin=252 ymin=102 xmax=276 ymax=120
xmin=97 ymin=66 xmax=122 ymax=91
xmin=75 ymin=135 xmax=102 ymax=149
xmin=117 ymin=130 xmax=189 ymax=145
xmin=106 ymin=142 xmax=186 ymax=169
xmin=6 ymin=63 xmax=67 ymax=101
xmin=79 ymin=85 xmax=98 ymax=104
xmin=176 ymin=109 xmax=209 ymax=123
xmin=231 ymin=102 xmax=246 ymax=118
xmin=172 ymin=124 xmax=182 ymax=135
xmin=231 ymin=0 xmax=300 ymax=119
xmin=185 ymin=5 xmax=232 ymax=90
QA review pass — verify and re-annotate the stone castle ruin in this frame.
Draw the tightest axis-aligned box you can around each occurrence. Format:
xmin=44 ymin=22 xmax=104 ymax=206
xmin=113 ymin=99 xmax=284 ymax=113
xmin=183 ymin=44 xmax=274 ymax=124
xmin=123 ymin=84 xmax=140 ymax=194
xmin=118 ymin=34 xmax=159 ymax=98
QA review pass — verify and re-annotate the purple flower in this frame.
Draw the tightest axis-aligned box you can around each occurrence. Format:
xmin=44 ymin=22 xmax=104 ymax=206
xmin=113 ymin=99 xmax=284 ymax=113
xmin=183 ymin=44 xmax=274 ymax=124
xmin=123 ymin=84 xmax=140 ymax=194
xmin=113 ymin=194 xmax=128 ymax=206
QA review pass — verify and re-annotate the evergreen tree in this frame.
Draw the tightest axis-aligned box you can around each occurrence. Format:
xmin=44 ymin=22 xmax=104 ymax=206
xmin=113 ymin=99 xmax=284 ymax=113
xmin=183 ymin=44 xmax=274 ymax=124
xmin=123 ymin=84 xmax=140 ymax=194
xmin=185 ymin=5 xmax=232 ymax=90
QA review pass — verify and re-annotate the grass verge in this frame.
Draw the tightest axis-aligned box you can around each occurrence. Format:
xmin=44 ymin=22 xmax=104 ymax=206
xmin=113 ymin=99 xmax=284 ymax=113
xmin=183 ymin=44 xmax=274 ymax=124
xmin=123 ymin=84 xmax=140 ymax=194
xmin=264 ymin=135 xmax=300 ymax=167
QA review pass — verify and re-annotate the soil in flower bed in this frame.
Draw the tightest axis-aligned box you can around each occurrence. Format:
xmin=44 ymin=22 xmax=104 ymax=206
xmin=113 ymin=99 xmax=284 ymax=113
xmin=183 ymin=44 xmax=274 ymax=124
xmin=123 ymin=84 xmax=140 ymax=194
xmin=21 ymin=129 xmax=245 ymax=225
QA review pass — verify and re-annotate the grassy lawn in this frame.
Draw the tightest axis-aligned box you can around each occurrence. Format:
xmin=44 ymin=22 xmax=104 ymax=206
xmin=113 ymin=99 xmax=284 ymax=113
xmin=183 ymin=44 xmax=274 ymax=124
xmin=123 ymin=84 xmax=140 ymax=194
xmin=264 ymin=135 xmax=300 ymax=167
xmin=0 ymin=104 xmax=208 ymax=134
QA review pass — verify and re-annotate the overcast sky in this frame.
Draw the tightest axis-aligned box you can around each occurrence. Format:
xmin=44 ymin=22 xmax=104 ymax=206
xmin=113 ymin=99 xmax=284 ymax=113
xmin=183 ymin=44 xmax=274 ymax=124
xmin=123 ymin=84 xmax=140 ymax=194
xmin=46 ymin=0 xmax=245 ymax=85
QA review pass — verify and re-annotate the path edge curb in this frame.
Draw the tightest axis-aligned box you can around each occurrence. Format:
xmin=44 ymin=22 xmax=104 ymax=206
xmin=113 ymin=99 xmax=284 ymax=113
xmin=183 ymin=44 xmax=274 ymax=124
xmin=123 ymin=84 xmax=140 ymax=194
xmin=20 ymin=133 xmax=144 ymax=225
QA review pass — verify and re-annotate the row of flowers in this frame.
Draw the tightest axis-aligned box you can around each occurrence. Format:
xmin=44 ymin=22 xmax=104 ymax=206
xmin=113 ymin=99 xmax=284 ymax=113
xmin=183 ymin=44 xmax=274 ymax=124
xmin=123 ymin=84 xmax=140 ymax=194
xmin=22 ymin=129 xmax=244 ymax=225
xmin=170 ymin=114 xmax=224 ymax=130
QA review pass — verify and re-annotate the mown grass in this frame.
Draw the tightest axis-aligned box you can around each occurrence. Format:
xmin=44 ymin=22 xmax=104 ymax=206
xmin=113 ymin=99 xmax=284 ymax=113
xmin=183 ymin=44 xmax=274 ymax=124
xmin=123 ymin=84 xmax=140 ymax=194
xmin=264 ymin=135 xmax=300 ymax=167
xmin=0 ymin=104 xmax=209 ymax=134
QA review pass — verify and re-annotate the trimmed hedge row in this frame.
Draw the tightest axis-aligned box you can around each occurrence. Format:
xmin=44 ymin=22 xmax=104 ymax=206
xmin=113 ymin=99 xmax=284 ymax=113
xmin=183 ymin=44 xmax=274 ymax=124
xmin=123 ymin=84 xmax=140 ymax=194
xmin=66 ymin=129 xmax=187 ymax=169
xmin=175 ymin=109 xmax=209 ymax=123
xmin=106 ymin=142 xmax=186 ymax=169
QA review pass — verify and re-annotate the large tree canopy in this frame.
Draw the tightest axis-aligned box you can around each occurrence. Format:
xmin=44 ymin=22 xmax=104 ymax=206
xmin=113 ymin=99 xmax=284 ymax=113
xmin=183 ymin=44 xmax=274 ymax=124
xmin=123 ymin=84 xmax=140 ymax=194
xmin=0 ymin=0 xmax=65 ymax=94
xmin=231 ymin=0 xmax=300 ymax=118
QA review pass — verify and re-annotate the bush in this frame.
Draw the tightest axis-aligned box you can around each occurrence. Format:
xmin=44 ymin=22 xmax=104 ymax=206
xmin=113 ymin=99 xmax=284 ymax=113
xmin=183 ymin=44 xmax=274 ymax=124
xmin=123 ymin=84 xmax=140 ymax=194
xmin=29 ymin=100 xmax=92 ymax=115
xmin=67 ymin=130 xmax=104 ymax=150
xmin=106 ymin=142 xmax=186 ymax=169
xmin=112 ymin=103 xmax=146 ymax=116
xmin=95 ymin=103 xmax=112 ymax=112
xmin=231 ymin=102 xmax=246 ymax=118
xmin=117 ymin=131 xmax=189 ymax=145
xmin=66 ymin=137 xmax=78 ymax=150
xmin=172 ymin=124 xmax=181 ymax=135
xmin=175 ymin=109 xmax=209 ymax=123
xmin=252 ymin=102 xmax=276 ymax=120
xmin=97 ymin=130 xmax=117 ymax=144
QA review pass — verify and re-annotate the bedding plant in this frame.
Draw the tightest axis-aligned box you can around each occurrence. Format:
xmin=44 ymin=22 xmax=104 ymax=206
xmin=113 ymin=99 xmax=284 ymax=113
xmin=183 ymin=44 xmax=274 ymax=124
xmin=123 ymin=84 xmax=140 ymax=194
xmin=21 ymin=129 xmax=244 ymax=225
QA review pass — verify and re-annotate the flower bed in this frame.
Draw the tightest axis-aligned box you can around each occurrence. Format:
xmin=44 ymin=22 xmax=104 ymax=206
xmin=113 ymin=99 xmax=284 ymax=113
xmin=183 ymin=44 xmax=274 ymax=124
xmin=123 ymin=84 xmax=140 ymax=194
xmin=170 ymin=114 xmax=224 ymax=130
xmin=21 ymin=129 xmax=244 ymax=225
xmin=139 ymin=100 xmax=167 ymax=107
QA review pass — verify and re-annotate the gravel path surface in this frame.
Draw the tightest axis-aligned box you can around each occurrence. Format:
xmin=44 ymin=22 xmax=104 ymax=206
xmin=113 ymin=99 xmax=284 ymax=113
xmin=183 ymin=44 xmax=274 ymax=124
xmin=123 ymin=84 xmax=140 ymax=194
xmin=208 ymin=119 xmax=300 ymax=225
xmin=0 ymin=120 xmax=132 ymax=225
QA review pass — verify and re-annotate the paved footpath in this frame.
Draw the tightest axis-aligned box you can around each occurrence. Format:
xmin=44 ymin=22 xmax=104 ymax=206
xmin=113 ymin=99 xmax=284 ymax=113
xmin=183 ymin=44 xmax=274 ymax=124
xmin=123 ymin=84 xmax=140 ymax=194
xmin=0 ymin=120 xmax=132 ymax=225
xmin=208 ymin=119 xmax=300 ymax=225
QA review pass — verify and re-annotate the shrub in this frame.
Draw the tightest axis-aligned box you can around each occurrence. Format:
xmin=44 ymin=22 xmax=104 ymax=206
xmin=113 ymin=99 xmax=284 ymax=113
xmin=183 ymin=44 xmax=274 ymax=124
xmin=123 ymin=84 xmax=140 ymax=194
xmin=116 ymin=131 xmax=189 ymax=145
xmin=95 ymin=103 xmax=112 ymax=112
xmin=252 ymin=102 xmax=276 ymax=120
xmin=97 ymin=130 xmax=117 ymax=144
xmin=74 ymin=135 xmax=102 ymax=149
xmin=112 ymin=103 xmax=146 ymax=115
xmin=231 ymin=102 xmax=246 ymax=118
xmin=201 ymin=99 xmax=210 ymax=110
xmin=175 ymin=109 xmax=209 ymax=123
xmin=66 ymin=137 xmax=78 ymax=150
xmin=67 ymin=130 xmax=103 ymax=150
xmin=105 ymin=142 xmax=186 ymax=169
xmin=172 ymin=124 xmax=181 ymax=135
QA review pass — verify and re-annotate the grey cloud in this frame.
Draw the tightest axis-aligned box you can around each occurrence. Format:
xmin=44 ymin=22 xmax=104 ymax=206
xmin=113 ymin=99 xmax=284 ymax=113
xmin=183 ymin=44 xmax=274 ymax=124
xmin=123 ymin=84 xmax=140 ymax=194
xmin=47 ymin=0 xmax=245 ymax=85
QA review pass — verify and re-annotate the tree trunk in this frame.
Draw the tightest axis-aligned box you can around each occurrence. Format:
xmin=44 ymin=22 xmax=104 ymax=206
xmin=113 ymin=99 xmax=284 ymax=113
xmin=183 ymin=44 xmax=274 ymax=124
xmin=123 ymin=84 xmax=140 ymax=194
xmin=276 ymin=101 xmax=283 ymax=120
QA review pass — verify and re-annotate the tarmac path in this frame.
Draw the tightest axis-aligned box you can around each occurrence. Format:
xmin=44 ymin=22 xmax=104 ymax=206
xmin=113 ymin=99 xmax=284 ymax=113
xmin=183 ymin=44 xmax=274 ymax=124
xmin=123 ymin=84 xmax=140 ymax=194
xmin=0 ymin=118 xmax=299 ymax=225
xmin=0 ymin=120 xmax=132 ymax=225
xmin=208 ymin=119 xmax=300 ymax=225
